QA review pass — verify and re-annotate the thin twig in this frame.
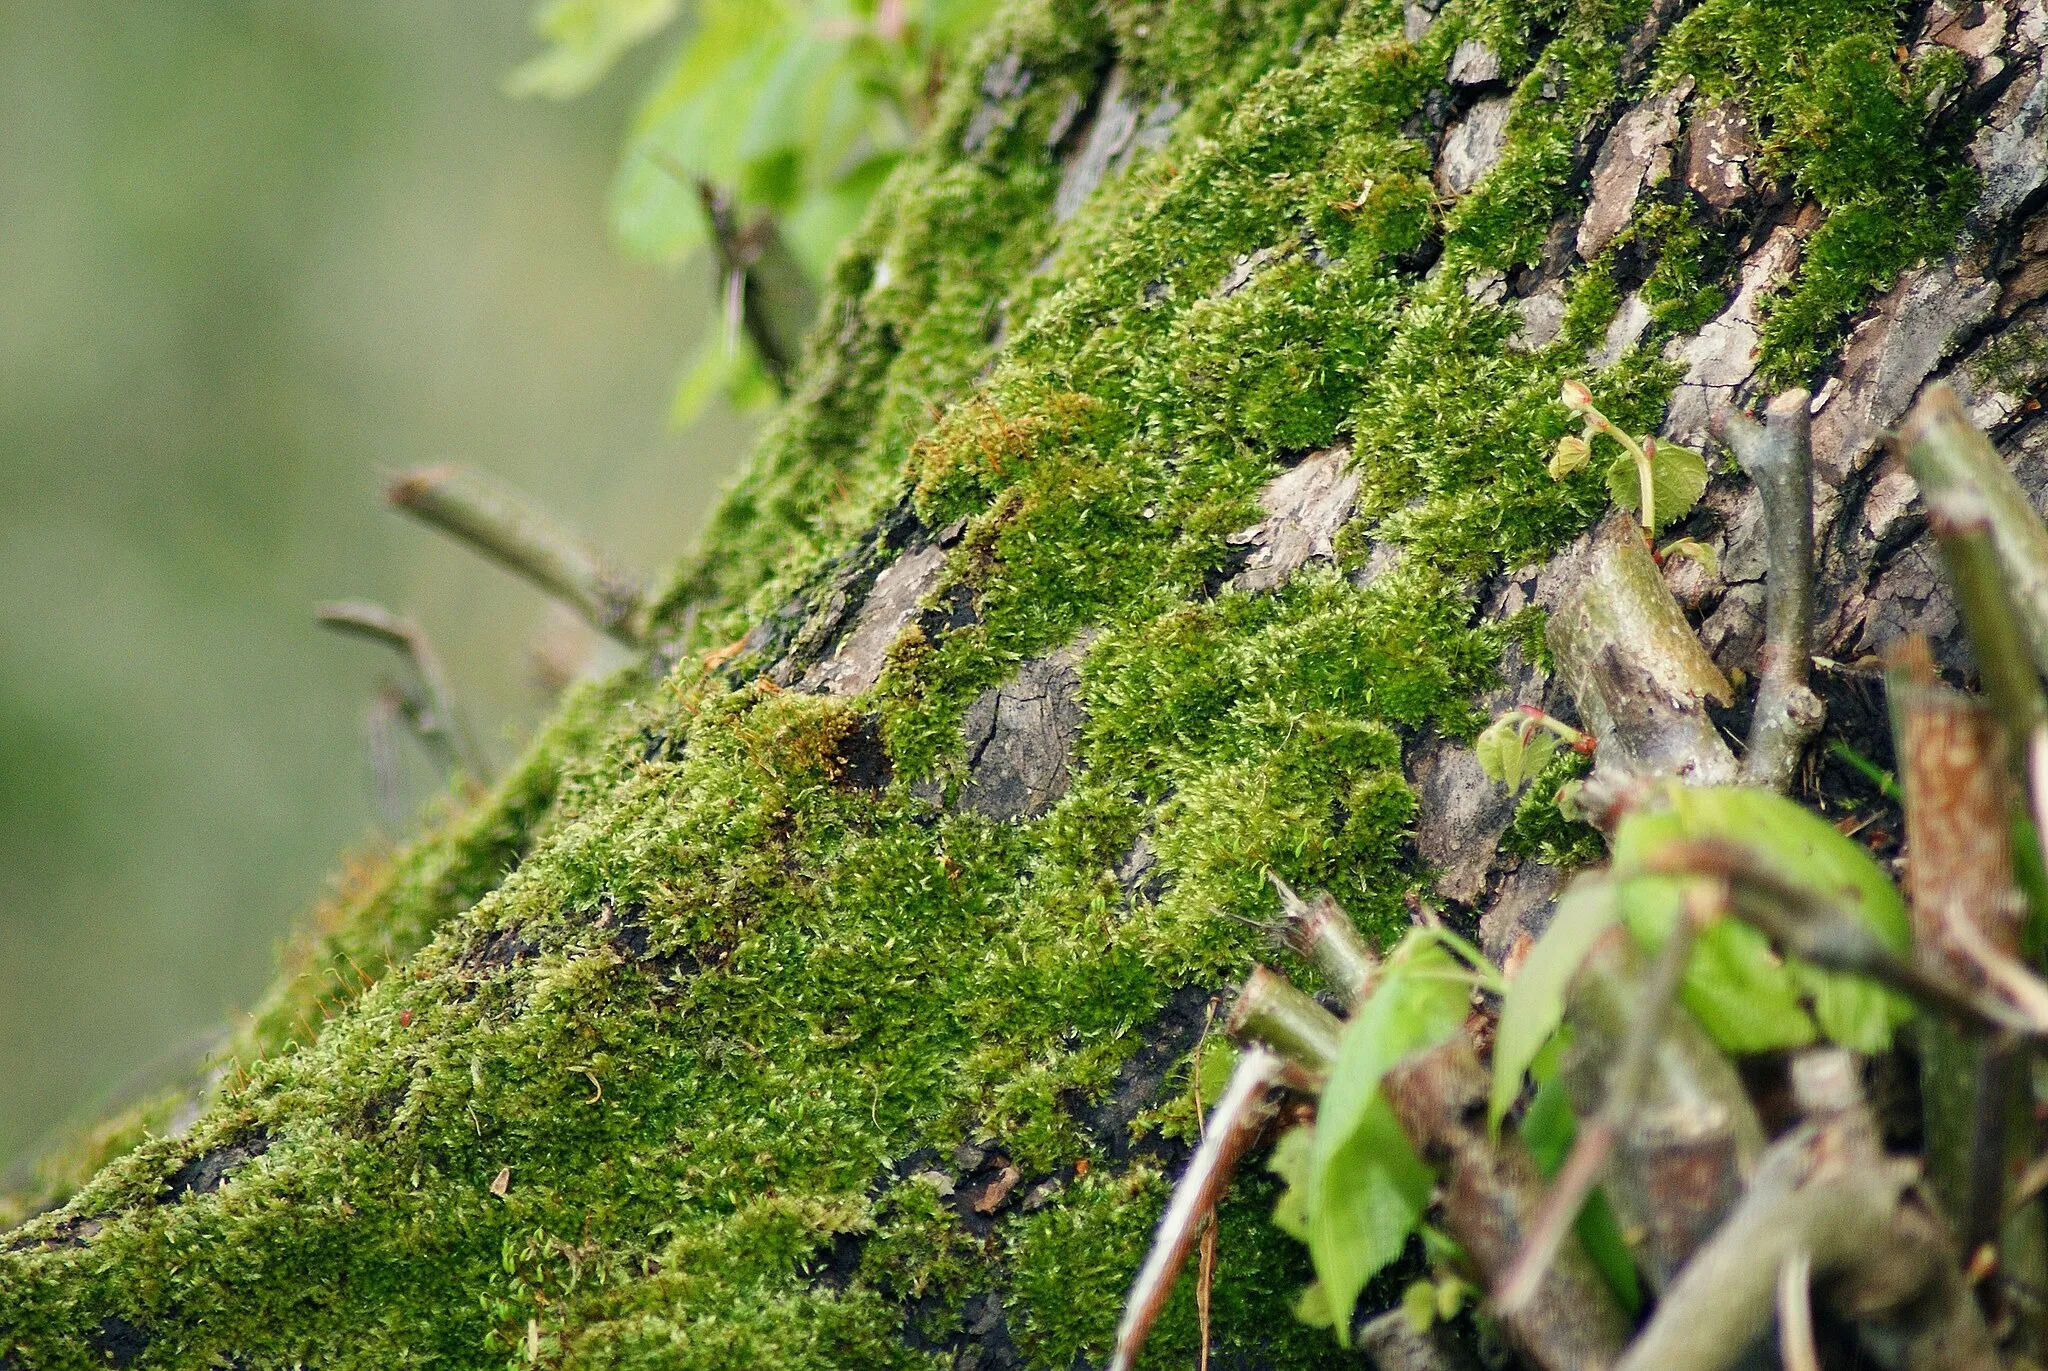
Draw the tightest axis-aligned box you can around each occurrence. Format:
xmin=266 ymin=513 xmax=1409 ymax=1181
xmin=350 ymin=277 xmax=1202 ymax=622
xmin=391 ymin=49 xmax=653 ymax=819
xmin=385 ymin=466 xmax=646 ymax=647
xmin=1715 ymin=390 xmax=1823 ymax=791
xmin=1493 ymin=879 xmax=1716 ymax=1314
xmin=694 ymin=180 xmax=820 ymax=395
xmin=1106 ymin=1048 xmax=1282 ymax=1371
xmin=1777 ymin=1250 xmax=1819 ymax=1371
xmin=1637 ymin=838 xmax=2041 ymax=1039
xmin=1266 ymin=872 xmax=1379 ymax=1009
xmin=317 ymin=600 xmax=490 ymax=781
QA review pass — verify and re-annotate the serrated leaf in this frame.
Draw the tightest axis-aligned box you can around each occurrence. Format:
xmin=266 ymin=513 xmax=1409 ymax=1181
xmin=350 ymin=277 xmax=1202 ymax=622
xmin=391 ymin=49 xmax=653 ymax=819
xmin=1549 ymin=434 xmax=1592 ymax=479
xmin=1267 ymin=1123 xmax=1315 ymax=1242
xmin=1489 ymin=875 xmax=1620 ymax=1131
xmin=1308 ymin=939 xmax=1471 ymax=1345
xmin=1606 ymin=440 xmax=1709 ymax=532
xmin=1475 ymin=714 xmax=1557 ymax=793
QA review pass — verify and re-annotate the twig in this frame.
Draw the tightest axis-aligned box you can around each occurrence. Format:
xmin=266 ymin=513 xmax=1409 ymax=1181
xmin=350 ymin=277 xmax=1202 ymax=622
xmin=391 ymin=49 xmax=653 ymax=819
xmin=316 ymin=600 xmax=490 ymax=781
xmin=1715 ymin=390 xmax=1823 ymax=791
xmin=1106 ymin=1048 xmax=1282 ymax=1371
xmin=1494 ymin=881 xmax=1716 ymax=1314
xmin=1224 ymin=966 xmax=1344 ymax=1078
xmin=1777 ymin=1250 xmax=1819 ymax=1371
xmin=1897 ymin=381 xmax=2048 ymax=682
xmin=1614 ymin=1064 xmax=2000 ymax=1371
xmin=385 ymin=466 xmax=646 ymax=646
xmin=1356 ymin=1308 xmax=1484 ymax=1371
xmin=1382 ymin=1040 xmax=1632 ymax=1371
xmin=694 ymin=180 xmax=821 ymax=395
xmin=1637 ymin=838 xmax=2041 ymax=1039
xmin=1266 ymin=872 xmax=1379 ymax=1010
xmin=1554 ymin=924 xmax=1763 ymax=1291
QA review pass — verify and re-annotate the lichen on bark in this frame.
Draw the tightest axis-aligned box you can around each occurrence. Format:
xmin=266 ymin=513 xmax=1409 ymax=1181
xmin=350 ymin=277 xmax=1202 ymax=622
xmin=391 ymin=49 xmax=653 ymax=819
xmin=5 ymin=0 xmax=2042 ymax=1364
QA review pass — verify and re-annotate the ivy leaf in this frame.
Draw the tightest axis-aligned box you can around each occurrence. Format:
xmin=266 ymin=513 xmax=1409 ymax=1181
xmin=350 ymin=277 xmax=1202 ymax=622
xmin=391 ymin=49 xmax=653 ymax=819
xmin=1606 ymin=440 xmax=1709 ymax=532
xmin=1489 ymin=875 xmax=1620 ymax=1131
xmin=1307 ymin=939 xmax=1471 ymax=1345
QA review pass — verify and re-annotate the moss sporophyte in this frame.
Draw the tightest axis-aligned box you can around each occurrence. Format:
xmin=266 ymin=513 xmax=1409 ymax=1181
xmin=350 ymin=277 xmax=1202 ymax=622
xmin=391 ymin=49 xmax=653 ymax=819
xmin=0 ymin=0 xmax=1997 ymax=1362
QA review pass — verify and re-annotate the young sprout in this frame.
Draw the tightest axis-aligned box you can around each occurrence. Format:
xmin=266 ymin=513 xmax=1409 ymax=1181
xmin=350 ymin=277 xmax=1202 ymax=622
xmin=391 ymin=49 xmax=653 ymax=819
xmin=1553 ymin=380 xmax=1709 ymax=539
xmin=1476 ymin=706 xmax=1594 ymax=794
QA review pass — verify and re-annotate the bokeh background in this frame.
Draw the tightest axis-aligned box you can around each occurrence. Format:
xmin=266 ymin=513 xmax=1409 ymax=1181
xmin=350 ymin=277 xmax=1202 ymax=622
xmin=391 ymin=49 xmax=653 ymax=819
xmin=0 ymin=4 xmax=751 ymax=1170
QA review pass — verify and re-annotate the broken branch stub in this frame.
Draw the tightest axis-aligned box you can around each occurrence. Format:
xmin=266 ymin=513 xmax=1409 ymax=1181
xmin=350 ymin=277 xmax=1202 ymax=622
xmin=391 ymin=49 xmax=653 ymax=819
xmin=1715 ymin=391 xmax=1822 ymax=792
xmin=1267 ymin=873 xmax=1379 ymax=1011
xmin=1225 ymin=966 xmax=1343 ymax=1078
xmin=385 ymin=465 xmax=647 ymax=647
xmin=1546 ymin=512 xmax=1737 ymax=788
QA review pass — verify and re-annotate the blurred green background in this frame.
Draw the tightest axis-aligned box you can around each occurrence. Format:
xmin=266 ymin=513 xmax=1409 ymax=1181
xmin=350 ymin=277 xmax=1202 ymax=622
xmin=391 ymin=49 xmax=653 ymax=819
xmin=0 ymin=3 xmax=752 ymax=1170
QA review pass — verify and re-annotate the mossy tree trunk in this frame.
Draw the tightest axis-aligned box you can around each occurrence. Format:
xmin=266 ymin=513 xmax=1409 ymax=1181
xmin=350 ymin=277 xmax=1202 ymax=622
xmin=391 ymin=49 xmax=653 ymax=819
xmin=8 ymin=0 xmax=2048 ymax=1366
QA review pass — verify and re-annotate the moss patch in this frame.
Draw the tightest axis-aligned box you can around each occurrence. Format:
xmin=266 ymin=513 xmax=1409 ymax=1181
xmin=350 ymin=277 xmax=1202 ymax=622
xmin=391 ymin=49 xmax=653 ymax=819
xmin=0 ymin=0 xmax=1977 ymax=1363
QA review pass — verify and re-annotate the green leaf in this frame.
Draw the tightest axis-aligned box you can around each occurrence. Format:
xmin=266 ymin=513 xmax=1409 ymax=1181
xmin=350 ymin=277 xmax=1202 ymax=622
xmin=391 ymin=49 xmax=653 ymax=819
xmin=1658 ymin=537 xmax=1718 ymax=576
xmin=1292 ymin=1282 xmax=1336 ymax=1329
xmin=508 ymin=0 xmax=683 ymax=100
xmin=1610 ymin=787 xmax=1913 ymax=1052
xmin=1401 ymin=1280 xmax=1437 ymax=1333
xmin=1475 ymin=713 xmax=1558 ymax=793
xmin=1489 ymin=875 xmax=1620 ymax=1131
xmin=1518 ymin=1072 xmax=1642 ymax=1312
xmin=1606 ymin=440 xmax=1709 ymax=532
xmin=1266 ymin=1123 xmax=1315 ymax=1242
xmin=1308 ymin=939 xmax=1471 ymax=1344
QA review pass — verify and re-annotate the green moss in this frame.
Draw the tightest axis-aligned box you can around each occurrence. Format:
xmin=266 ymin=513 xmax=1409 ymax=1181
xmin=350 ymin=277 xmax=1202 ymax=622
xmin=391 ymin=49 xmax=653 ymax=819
xmin=0 ymin=0 xmax=1977 ymax=1362
xmin=1657 ymin=0 xmax=1975 ymax=383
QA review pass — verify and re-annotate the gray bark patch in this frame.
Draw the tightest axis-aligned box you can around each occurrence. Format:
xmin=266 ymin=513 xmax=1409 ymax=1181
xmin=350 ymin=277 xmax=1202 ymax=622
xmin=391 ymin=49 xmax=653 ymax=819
xmin=1435 ymin=96 xmax=1512 ymax=196
xmin=1575 ymin=76 xmax=1690 ymax=261
xmin=957 ymin=637 xmax=1092 ymax=822
xmin=1663 ymin=225 xmax=1805 ymax=446
xmin=1053 ymin=68 xmax=1182 ymax=223
xmin=801 ymin=543 xmax=949 ymax=697
xmin=1682 ymin=98 xmax=1757 ymax=217
xmin=164 ymin=1132 xmax=270 ymax=1202
xmin=1226 ymin=444 xmax=1360 ymax=592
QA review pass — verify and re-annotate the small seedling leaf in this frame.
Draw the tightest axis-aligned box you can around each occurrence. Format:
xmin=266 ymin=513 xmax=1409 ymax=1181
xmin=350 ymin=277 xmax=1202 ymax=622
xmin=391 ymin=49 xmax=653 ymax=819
xmin=1606 ymin=441 xmax=1709 ymax=531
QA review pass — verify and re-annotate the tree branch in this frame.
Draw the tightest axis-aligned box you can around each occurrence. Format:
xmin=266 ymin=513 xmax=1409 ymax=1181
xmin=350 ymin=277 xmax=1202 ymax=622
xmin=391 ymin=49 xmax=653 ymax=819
xmin=385 ymin=466 xmax=646 ymax=646
xmin=1715 ymin=390 xmax=1822 ymax=791
xmin=696 ymin=180 xmax=821 ymax=395
xmin=1547 ymin=513 xmax=1738 ymax=789
xmin=315 ymin=599 xmax=490 ymax=782
xmin=1382 ymin=1040 xmax=1633 ymax=1371
xmin=1897 ymin=381 xmax=2048 ymax=683
xmin=1614 ymin=1054 xmax=1999 ymax=1371
xmin=1494 ymin=882 xmax=1714 ymax=1313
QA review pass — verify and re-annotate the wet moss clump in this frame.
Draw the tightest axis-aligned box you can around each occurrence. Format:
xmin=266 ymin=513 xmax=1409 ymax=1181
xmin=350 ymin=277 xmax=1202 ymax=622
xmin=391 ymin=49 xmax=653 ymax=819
xmin=0 ymin=0 xmax=1975 ymax=1364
